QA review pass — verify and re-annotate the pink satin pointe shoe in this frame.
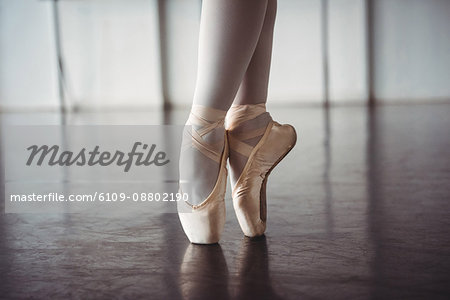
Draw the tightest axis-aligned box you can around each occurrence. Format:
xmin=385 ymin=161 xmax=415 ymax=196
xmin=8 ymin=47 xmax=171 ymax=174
xmin=178 ymin=105 xmax=228 ymax=244
xmin=227 ymin=104 xmax=297 ymax=237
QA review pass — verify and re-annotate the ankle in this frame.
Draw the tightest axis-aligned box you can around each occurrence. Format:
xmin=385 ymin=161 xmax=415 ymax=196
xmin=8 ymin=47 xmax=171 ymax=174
xmin=226 ymin=103 xmax=271 ymax=131
xmin=187 ymin=104 xmax=227 ymax=148
xmin=188 ymin=104 xmax=227 ymax=125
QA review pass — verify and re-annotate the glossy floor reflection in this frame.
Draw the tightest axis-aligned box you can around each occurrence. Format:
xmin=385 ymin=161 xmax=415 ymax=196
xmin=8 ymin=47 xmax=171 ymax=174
xmin=1 ymin=104 xmax=450 ymax=299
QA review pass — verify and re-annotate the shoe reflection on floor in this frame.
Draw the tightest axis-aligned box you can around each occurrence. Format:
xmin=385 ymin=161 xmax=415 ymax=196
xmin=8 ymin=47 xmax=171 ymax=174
xmin=179 ymin=243 xmax=230 ymax=299
xmin=178 ymin=235 xmax=282 ymax=300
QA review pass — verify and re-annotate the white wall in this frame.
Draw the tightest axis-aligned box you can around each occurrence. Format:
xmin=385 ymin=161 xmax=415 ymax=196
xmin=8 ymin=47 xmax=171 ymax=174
xmin=373 ymin=0 xmax=450 ymax=102
xmin=58 ymin=0 xmax=162 ymax=109
xmin=1 ymin=0 xmax=449 ymax=111
xmin=269 ymin=0 xmax=324 ymax=104
xmin=328 ymin=0 xmax=368 ymax=102
xmin=0 ymin=0 xmax=59 ymax=110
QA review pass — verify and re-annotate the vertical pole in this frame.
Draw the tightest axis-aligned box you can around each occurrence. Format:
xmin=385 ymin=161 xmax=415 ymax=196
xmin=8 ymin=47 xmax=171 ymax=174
xmin=157 ymin=0 xmax=170 ymax=110
xmin=321 ymin=0 xmax=330 ymax=108
xmin=366 ymin=0 xmax=375 ymax=106
xmin=52 ymin=0 xmax=66 ymax=114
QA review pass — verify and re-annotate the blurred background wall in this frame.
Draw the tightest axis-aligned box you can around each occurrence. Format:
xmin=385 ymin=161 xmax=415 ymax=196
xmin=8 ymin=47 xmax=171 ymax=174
xmin=0 ymin=0 xmax=449 ymax=111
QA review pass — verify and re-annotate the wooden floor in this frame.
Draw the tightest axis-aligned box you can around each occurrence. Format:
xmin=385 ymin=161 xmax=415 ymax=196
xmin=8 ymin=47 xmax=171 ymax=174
xmin=1 ymin=103 xmax=449 ymax=299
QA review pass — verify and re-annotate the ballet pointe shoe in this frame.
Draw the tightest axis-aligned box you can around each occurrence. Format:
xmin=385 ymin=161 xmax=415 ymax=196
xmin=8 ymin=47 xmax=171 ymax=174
xmin=227 ymin=107 xmax=297 ymax=237
xmin=178 ymin=106 xmax=229 ymax=244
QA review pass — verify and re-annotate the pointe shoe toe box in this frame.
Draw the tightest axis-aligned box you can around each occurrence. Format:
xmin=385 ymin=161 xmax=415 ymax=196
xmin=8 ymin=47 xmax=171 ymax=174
xmin=178 ymin=198 xmax=226 ymax=244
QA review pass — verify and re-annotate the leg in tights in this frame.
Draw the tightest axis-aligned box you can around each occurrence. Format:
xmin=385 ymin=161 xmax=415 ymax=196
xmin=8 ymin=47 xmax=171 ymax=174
xmin=234 ymin=0 xmax=277 ymax=107
xmin=193 ymin=0 xmax=269 ymax=110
